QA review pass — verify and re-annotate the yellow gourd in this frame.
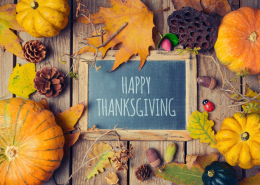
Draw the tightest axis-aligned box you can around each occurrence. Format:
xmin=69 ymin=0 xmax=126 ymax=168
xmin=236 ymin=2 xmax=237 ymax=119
xmin=16 ymin=0 xmax=70 ymax=38
xmin=216 ymin=113 xmax=260 ymax=169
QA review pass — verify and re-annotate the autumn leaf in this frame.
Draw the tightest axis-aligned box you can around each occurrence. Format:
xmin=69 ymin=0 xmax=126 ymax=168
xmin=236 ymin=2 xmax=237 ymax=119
xmin=8 ymin=63 xmax=36 ymax=98
xmin=239 ymin=172 xmax=260 ymax=184
xmin=0 ymin=4 xmax=24 ymax=58
xmin=55 ymin=102 xmax=85 ymax=133
xmin=242 ymin=88 xmax=260 ymax=114
xmin=188 ymin=111 xmax=217 ymax=148
xmin=75 ymin=0 xmax=154 ymax=71
xmin=85 ymin=142 xmax=115 ymax=180
xmin=155 ymin=153 xmax=219 ymax=185
xmin=40 ymin=98 xmax=49 ymax=109
xmin=172 ymin=0 xmax=232 ymax=16
xmin=64 ymin=132 xmax=80 ymax=156
xmin=105 ymin=172 xmax=119 ymax=185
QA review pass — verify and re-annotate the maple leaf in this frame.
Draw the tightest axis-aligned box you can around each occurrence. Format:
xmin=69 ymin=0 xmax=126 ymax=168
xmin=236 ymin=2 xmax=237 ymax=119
xmin=242 ymin=88 xmax=260 ymax=114
xmin=187 ymin=111 xmax=217 ymax=148
xmin=0 ymin=4 xmax=24 ymax=58
xmin=75 ymin=0 xmax=155 ymax=71
xmin=8 ymin=63 xmax=36 ymax=98
xmin=154 ymin=153 xmax=219 ymax=185
xmin=55 ymin=102 xmax=85 ymax=133
xmin=172 ymin=0 xmax=231 ymax=16
xmin=85 ymin=142 xmax=115 ymax=180
xmin=239 ymin=172 xmax=260 ymax=184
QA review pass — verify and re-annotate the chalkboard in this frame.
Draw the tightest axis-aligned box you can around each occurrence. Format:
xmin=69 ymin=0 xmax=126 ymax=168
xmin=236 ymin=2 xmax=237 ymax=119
xmin=80 ymin=50 xmax=197 ymax=141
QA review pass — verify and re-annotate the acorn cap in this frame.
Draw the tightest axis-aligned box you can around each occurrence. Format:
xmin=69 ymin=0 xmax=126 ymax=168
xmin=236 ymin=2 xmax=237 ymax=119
xmin=150 ymin=158 xmax=161 ymax=168
xmin=209 ymin=78 xmax=217 ymax=89
xmin=157 ymin=33 xmax=179 ymax=49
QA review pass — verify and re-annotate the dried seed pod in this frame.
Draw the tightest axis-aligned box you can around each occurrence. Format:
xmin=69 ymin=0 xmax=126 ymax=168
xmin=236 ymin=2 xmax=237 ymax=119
xmin=167 ymin=7 xmax=218 ymax=51
xmin=197 ymin=76 xmax=217 ymax=89
xmin=146 ymin=148 xmax=161 ymax=168
xmin=165 ymin=142 xmax=177 ymax=163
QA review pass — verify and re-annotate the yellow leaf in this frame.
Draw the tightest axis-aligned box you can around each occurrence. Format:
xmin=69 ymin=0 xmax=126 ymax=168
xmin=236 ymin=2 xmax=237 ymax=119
xmin=75 ymin=0 xmax=155 ymax=71
xmin=86 ymin=142 xmax=115 ymax=180
xmin=55 ymin=102 xmax=84 ymax=134
xmin=242 ymin=88 xmax=260 ymax=113
xmin=188 ymin=111 xmax=217 ymax=148
xmin=8 ymin=63 xmax=36 ymax=98
xmin=105 ymin=172 xmax=119 ymax=185
xmin=64 ymin=132 xmax=80 ymax=156
xmin=0 ymin=4 xmax=24 ymax=58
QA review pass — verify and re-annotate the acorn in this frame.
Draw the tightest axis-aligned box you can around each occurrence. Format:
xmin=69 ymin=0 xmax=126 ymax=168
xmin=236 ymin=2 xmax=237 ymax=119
xmin=165 ymin=142 xmax=177 ymax=163
xmin=146 ymin=148 xmax=161 ymax=168
xmin=197 ymin=76 xmax=216 ymax=89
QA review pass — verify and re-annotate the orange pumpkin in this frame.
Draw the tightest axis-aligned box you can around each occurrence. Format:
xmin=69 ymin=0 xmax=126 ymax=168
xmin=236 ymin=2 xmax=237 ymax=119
xmin=0 ymin=98 xmax=64 ymax=185
xmin=214 ymin=7 xmax=260 ymax=75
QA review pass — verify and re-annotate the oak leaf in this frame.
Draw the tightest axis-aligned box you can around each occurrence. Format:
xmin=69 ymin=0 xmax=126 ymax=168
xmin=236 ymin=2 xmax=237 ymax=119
xmin=0 ymin=4 xmax=24 ymax=58
xmin=172 ymin=0 xmax=232 ymax=16
xmin=154 ymin=153 xmax=219 ymax=185
xmin=8 ymin=63 xmax=36 ymax=98
xmin=187 ymin=111 xmax=217 ymax=148
xmin=85 ymin=142 xmax=115 ymax=180
xmin=55 ymin=102 xmax=85 ymax=133
xmin=239 ymin=172 xmax=260 ymax=184
xmin=75 ymin=0 xmax=155 ymax=71
xmin=105 ymin=172 xmax=119 ymax=185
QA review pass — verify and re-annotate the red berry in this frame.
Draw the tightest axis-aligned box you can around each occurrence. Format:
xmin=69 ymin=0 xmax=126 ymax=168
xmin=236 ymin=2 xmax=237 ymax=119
xmin=202 ymin=99 xmax=214 ymax=112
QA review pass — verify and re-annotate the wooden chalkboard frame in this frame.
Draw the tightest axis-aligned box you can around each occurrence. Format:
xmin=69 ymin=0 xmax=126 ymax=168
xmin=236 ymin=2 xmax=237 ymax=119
xmin=79 ymin=50 xmax=197 ymax=141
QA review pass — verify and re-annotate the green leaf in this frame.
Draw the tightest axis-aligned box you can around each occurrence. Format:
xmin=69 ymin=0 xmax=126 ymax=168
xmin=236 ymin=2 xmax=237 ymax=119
xmin=187 ymin=111 xmax=217 ymax=148
xmin=8 ymin=63 xmax=36 ymax=98
xmin=154 ymin=153 xmax=219 ymax=185
xmin=157 ymin=33 xmax=178 ymax=49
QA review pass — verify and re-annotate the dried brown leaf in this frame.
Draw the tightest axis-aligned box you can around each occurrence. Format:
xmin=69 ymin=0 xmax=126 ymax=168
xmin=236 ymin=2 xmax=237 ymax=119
xmin=105 ymin=172 xmax=119 ymax=185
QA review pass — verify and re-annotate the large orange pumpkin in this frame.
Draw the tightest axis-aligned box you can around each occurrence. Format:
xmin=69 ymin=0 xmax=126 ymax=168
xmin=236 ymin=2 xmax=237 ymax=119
xmin=214 ymin=7 xmax=260 ymax=75
xmin=0 ymin=98 xmax=64 ymax=185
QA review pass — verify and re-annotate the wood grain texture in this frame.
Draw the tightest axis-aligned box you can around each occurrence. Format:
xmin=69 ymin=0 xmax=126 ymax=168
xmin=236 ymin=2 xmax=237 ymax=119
xmin=72 ymin=140 xmax=128 ymax=185
xmin=240 ymin=0 xmax=260 ymax=179
xmin=129 ymin=141 xmax=184 ymax=185
xmin=15 ymin=0 xmax=72 ymax=184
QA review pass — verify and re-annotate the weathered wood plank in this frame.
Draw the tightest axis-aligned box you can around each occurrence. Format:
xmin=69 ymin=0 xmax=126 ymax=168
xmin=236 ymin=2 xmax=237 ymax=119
xmin=0 ymin=0 xmax=14 ymax=100
xmin=240 ymin=0 xmax=260 ymax=179
xmin=15 ymin=0 xmax=72 ymax=184
xmin=72 ymin=140 xmax=128 ymax=185
xmin=129 ymin=141 xmax=184 ymax=185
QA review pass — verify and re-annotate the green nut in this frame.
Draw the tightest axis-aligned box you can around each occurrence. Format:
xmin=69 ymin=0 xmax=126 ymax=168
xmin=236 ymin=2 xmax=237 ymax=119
xmin=165 ymin=142 xmax=177 ymax=163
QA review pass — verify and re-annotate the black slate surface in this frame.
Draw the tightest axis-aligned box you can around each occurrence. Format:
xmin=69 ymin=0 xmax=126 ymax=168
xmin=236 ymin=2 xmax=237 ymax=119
xmin=88 ymin=59 xmax=186 ymax=130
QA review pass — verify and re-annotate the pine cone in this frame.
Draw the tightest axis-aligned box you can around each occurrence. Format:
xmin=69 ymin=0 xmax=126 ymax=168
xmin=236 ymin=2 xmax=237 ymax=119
xmin=23 ymin=40 xmax=47 ymax=63
xmin=135 ymin=164 xmax=151 ymax=182
xmin=34 ymin=67 xmax=65 ymax=98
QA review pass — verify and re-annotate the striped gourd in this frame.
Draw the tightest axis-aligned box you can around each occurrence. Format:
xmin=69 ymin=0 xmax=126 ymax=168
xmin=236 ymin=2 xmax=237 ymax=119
xmin=0 ymin=98 xmax=64 ymax=185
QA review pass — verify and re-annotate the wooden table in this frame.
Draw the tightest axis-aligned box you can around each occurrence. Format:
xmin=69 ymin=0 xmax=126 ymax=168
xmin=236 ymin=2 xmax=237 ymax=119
xmin=1 ymin=0 xmax=259 ymax=184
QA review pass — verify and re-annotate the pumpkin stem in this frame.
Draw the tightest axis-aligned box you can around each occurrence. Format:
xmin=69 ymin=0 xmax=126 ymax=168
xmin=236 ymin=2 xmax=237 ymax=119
xmin=241 ymin=132 xmax=250 ymax=141
xmin=30 ymin=1 xmax=39 ymax=9
xmin=5 ymin=146 xmax=18 ymax=161
xmin=208 ymin=170 xmax=215 ymax=177
xmin=248 ymin=31 xmax=257 ymax=42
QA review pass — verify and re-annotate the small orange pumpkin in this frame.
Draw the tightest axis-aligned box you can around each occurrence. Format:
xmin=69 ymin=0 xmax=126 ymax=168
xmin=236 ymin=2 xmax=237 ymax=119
xmin=0 ymin=98 xmax=64 ymax=185
xmin=215 ymin=7 xmax=260 ymax=75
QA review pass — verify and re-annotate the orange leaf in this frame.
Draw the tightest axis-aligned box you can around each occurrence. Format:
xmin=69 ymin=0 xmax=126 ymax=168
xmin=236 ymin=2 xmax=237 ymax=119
xmin=64 ymin=132 xmax=80 ymax=156
xmin=40 ymin=98 xmax=49 ymax=110
xmin=186 ymin=153 xmax=219 ymax=170
xmin=55 ymin=102 xmax=84 ymax=134
xmin=0 ymin=4 xmax=24 ymax=58
xmin=172 ymin=0 xmax=231 ymax=16
xmin=75 ymin=0 xmax=155 ymax=71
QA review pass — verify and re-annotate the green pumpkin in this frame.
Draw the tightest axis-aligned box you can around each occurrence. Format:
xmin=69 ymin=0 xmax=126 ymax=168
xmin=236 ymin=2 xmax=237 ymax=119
xmin=202 ymin=161 xmax=238 ymax=185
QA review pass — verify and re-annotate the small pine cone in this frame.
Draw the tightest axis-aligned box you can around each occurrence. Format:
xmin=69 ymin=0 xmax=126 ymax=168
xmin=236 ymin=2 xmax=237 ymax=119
xmin=34 ymin=67 xmax=65 ymax=98
xmin=23 ymin=40 xmax=46 ymax=63
xmin=135 ymin=164 xmax=151 ymax=182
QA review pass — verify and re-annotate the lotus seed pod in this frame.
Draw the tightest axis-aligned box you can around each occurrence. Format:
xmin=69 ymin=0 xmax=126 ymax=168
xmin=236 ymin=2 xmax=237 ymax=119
xmin=161 ymin=39 xmax=172 ymax=51
xmin=165 ymin=142 xmax=177 ymax=163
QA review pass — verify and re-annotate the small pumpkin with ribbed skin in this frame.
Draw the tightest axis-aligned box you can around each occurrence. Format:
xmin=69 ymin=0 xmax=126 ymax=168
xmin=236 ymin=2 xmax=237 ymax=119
xmin=0 ymin=98 xmax=64 ymax=185
xmin=216 ymin=113 xmax=260 ymax=169
xmin=202 ymin=161 xmax=238 ymax=185
xmin=16 ymin=0 xmax=70 ymax=38
xmin=214 ymin=7 xmax=260 ymax=75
